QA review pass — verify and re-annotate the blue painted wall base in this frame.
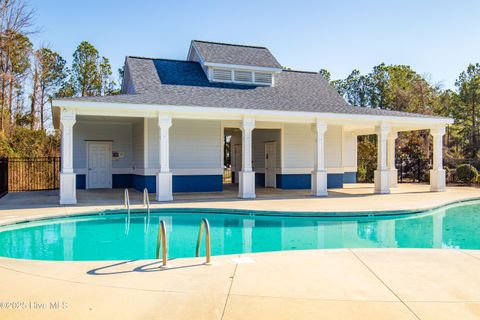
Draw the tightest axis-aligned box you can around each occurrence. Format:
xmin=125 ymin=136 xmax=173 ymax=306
xmin=132 ymin=174 xmax=223 ymax=193
xmin=133 ymin=175 xmax=156 ymax=193
xmin=255 ymin=173 xmax=265 ymax=187
xmin=76 ymin=174 xmax=132 ymax=190
xmin=276 ymin=172 xmax=357 ymax=189
xmin=173 ymin=175 xmax=222 ymax=192
xmin=343 ymin=172 xmax=357 ymax=183
xmin=76 ymin=175 xmax=86 ymax=189
xmin=276 ymin=174 xmax=311 ymax=189
xmin=75 ymin=172 xmax=357 ymax=192
xmin=112 ymin=174 xmax=133 ymax=188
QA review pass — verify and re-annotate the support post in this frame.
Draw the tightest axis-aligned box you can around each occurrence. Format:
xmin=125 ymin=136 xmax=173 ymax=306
xmin=311 ymin=120 xmax=328 ymax=196
xmin=156 ymin=114 xmax=173 ymax=201
xmin=387 ymin=131 xmax=398 ymax=188
xmin=239 ymin=118 xmax=255 ymax=198
xmin=59 ymin=108 xmax=77 ymax=204
xmin=430 ymin=126 xmax=446 ymax=192
xmin=374 ymin=123 xmax=391 ymax=194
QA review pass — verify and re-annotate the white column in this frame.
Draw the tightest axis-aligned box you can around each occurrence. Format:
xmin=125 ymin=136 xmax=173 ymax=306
xmin=59 ymin=108 xmax=76 ymax=204
xmin=311 ymin=120 xmax=328 ymax=196
xmin=387 ymin=131 xmax=398 ymax=188
xmin=430 ymin=126 xmax=446 ymax=192
xmin=156 ymin=114 xmax=173 ymax=201
xmin=239 ymin=118 xmax=256 ymax=198
xmin=374 ymin=123 xmax=391 ymax=194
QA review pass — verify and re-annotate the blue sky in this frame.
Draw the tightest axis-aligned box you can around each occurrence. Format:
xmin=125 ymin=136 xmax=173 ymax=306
xmin=33 ymin=0 xmax=480 ymax=89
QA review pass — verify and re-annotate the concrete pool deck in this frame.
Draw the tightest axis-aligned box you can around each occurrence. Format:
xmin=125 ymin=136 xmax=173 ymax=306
xmin=1 ymin=183 xmax=480 ymax=319
xmin=0 ymin=249 xmax=480 ymax=319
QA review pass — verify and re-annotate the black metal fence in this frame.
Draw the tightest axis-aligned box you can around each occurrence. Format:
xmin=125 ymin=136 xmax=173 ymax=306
xmin=6 ymin=157 xmax=61 ymax=193
xmin=396 ymin=158 xmax=432 ymax=183
xmin=444 ymin=160 xmax=480 ymax=187
xmin=0 ymin=157 xmax=7 ymax=198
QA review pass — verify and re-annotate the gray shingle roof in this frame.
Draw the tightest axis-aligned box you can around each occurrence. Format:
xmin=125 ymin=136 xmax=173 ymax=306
xmin=192 ymin=40 xmax=282 ymax=69
xmin=59 ymin=57 xmax=447 ymax=120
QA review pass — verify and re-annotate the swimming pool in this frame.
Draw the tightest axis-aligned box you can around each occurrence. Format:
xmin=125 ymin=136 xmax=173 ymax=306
xmin=1 ymin=200 xmax=479 ymax=261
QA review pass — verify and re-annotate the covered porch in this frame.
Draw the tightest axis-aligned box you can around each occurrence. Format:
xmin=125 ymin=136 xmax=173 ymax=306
xmin=54 ymin=106 xmax=452 ymax=205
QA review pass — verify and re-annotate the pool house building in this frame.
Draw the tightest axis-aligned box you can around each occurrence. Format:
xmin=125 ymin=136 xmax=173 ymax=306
xmin=52 ymin=40 xmax=453 ymax=205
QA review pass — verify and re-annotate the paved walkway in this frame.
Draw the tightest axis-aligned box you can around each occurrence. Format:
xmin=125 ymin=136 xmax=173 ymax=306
xmin=0 ymin=249 xmax=479 ymax=319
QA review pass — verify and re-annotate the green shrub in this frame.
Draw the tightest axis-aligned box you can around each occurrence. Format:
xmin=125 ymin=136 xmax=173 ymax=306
xmin=456 ymin=164 xmax=478 ymax=183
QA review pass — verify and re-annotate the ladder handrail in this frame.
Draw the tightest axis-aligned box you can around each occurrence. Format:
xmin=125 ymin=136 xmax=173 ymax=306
xmin=143 ymin=188 xmax=150 ymax=232
xmin=124 ymin=188 xmax=130 ymax=209
xmin=156 ymin=219 xmax=168 ymax=267
xmin=195 ymin=218 xmax=211 ymax=264
xmin=143 ymin=188 xmax=150 ymax=208
xmin=124 ymin=189 xmax=131 ymax=234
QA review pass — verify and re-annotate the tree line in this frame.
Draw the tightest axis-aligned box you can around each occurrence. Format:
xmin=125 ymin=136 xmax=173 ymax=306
xmin=0 ymin=0 xmax=119 ymax=157
xmin=319 ymin=62 xmax=480 ymax=182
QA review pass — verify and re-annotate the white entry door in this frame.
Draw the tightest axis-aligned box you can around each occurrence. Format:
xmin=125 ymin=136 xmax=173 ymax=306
xmin=87 ymin=142 xmax=112 ymax=189
xmin=265 ymin=142 xmax=276 ymax=188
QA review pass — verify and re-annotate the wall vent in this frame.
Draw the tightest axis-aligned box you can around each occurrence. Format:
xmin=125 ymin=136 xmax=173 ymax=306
xmin=234 ymin=70 xmax=253 ymax=83
xmin=254 ymin=72 xmax=273 ymax=85
xmin=212 ymin=68 xmax=232 ymax=82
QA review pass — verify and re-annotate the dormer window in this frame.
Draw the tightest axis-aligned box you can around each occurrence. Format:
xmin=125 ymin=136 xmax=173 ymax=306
xmin=212 ymin=68 xmax=232 ymax=82
xmin=254 ymin=72 xmax=273 ymax=85
xmin=188 ymin=40 xmax=282 ymax=87
xmin=234 ymin=70 xmax=253 ymax=83
xmin=211 ymin=68 xmax=274 ymax=86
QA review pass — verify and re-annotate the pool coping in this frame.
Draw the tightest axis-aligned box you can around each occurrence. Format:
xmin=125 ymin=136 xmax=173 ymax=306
xmin=1 ymin=196 xmax=479 ymax=229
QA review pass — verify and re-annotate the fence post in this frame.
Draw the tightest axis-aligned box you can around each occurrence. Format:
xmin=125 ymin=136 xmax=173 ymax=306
xmin=0 ymin=157 xmax=7 ymax=198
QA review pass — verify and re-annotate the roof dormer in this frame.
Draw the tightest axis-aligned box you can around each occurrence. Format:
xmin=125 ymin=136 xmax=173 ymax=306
xmin=187 ymin=40 xmax=282 ymax=86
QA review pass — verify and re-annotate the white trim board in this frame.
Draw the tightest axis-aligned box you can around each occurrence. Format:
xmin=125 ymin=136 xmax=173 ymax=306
xmin=52 ymin=101 xmax=453 ymax=127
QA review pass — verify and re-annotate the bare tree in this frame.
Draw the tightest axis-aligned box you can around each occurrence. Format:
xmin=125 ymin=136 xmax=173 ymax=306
xmin=0 ymin=0 xmax=34 ymax=132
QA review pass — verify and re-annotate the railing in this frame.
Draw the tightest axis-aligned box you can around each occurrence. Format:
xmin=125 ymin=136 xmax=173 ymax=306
xmin=156 ymin=219 xmax=168 ymax=267
xmin=124 ymin=189 xmax=131 ymax=234
xmin=7 ymin=157 xmax=60 ymax=192
xmin=195 ymin=218 xmax=211 ymax=264
xmin=143 ymin=188 xmax=150 ymax=232
xmin=0 ymin=157 xmax=7 ymax=198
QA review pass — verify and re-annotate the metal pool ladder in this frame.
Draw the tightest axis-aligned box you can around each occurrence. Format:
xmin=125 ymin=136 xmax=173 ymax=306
xmin=124 ymin=188 xmax=131 ymax=234
xmin=143 ymin=188 xmax=151 ymax=232
xmin=156 ymin=219 xmax=168 ymax=267
xmin=195 ymin=218 xmax=211 ymax=264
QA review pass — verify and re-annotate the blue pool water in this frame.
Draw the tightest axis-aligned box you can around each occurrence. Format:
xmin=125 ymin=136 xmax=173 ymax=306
xmin=0 ymin=201 xmax=480 ymax=261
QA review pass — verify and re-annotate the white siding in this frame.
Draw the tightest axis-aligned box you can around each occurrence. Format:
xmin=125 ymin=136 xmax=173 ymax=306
xmin=170 ymin=119 xmax=221 ymax=170
xmin=73 ymin=122 xmax=133 ymax=171
xmin=324 ymin=125 xmax=343 ymax=169
xmin=282 ymin=123 xmax=315 ymax=171
xmin=282 ymin=123 xmax=344 ymax=173
xmin=146 ymin=118 xmax=222 ymax=173
xmin=132 ymin=119 xmax=144 ymax=169
xmin=147 ymin=118 xmax=159 ymax=169
xmin=342 ymin=131 xmax=357 ymax=169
